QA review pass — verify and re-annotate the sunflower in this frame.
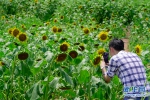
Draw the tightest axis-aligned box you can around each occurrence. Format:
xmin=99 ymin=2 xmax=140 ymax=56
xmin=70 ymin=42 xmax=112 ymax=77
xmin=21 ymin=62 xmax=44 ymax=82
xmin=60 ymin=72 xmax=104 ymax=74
xmin=69 ymin=50 xmax=78 ymax=59
xmin=8 ymin=28 xmax=13 ymax=35
xmin=78 ymin=5 xmax=83 ymax=9
xmin=18 ymin=52 xmax=29 ymax=60
xmin=60 ymin=16 xmax=64 ymax=19
xmin=81 ymin=26 xmax=84 ymax=29
xmin=135 ymin=45 xmax=142 ymax=55
xmin=34 ymin=0 xmax=38 ymax=3
xmin=74 ymin=43 xmax=80 ymax=45
xmin=54 ymin=19 xmax=57 ymax=23
xmin=96 ymin=25 xmax=100 ymax=28
xmin=97 ymin=48 xmax=105 ymax=55
xmin=12 ymin=28 xmax=20 ymax=37
xmin=18 ymin=33 xmax=27 ymax=42
xmin=0 ymin=61 xmax=5 ymax=66
xmin=56 ymin=53 xmax=67 ymax=62
xmin=45 ymin=21 xmax=50 ymax=25
xmin=73 ymin=22 xmax=76 ymax=26
xmin=42 ymin=35 xmax=47 ymax=40
xmin=83 ymin=28 xmax=90 ymax=34
xmin=52 ymin=26 xmax=58 ymax=33
xmin=145 ymin=18 xmax=148 ymax=21
xmin=94 ymin=44 xmax=99 ymax=48
xmin=98 ymin=31 xmax=108 ymax=42
xmin=79 ymin=19 xmax=82 ymax=22
xmin=78 ymin=44 xmax=85 ymax=51
xmin=60 ymin=42 xmax=70 ymax=52
xmin=58 ymin=28 xmax=62 ymax=32
xmin=1 ymin=16 xmax=5 ymax=20
xmin=21 ymin=24 xmax=26 ymax=29
xmin=91 ymin=18 xmax=96 ymax=21
xmin=93 ymin=56 xmax=101 ymax=66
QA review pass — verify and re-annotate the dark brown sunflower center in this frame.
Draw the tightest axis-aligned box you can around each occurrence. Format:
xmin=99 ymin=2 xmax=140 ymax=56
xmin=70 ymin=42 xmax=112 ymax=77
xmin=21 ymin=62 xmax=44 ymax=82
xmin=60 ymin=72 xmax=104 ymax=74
xmin=1 ymin=62 xmax=5 ymax=66
xmin=101 ymin=34 xmax=107 ymax=40
xmin=56 ymin=53 xmax=67 ymax=62
xmin=18 ymin=52 xmax=28 ymax=60
xmin=69 ymin=51 xmax=78 ymax=58
xmin=19 ymin=34 xmax=27 ymax=41
xmin=84 ymin=29 xmax=90 ymax=34
xmin=58 ymin=28 xmax=62 ymax=32
xmin=42 ymin=36 xmax=47 ymax=40
xmin=52 ymin=27 xmax=58 ymax=33
xmin=136 ymin=48 xmax=140 ymax=53
xmin=60 ymin=16 xmax=64 ymax=19
xmin=13 ymin=29 xmax=19 ymax=37
xmin=60 ymin=44 xmax=68 ymax=51
xmin=93 ymin=57 xmax=100 ymax=65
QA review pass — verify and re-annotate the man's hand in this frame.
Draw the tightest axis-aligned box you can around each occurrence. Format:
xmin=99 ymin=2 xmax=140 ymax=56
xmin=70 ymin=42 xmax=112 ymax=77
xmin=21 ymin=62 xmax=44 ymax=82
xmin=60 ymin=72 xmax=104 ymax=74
xmin=100 ymin=57 xmax=106 ymax=69
xmin=100 ymin=56 xmax=111 ymax=83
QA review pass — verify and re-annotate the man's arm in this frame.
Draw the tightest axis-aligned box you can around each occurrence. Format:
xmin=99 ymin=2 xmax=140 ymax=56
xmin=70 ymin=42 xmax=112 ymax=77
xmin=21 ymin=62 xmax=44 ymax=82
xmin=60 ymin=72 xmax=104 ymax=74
xmin=100 ymin=58 xmax=111 ymax=83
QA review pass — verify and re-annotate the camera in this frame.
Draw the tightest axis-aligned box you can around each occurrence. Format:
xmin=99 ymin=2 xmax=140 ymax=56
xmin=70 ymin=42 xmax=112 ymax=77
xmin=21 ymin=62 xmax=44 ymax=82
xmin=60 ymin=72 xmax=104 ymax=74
xmin=102 ymin=52 xmax=109 ymax=64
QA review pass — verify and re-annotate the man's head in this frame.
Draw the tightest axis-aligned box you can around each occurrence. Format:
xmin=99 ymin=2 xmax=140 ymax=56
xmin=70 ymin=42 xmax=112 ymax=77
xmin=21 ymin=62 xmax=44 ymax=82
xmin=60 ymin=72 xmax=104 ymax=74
xmin=109 ymin=38 xmax=124 ymax=56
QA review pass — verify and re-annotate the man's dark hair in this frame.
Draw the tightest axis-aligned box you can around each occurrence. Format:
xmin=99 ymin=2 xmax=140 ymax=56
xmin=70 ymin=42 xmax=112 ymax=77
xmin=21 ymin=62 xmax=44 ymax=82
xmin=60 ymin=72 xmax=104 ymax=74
xmin=109 ymin=38 xmax=124 ymax=51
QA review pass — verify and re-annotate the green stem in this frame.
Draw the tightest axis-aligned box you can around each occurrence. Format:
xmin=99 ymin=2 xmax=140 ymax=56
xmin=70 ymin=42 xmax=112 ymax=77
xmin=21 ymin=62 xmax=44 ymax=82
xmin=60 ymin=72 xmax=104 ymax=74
xmin=88 ymin=67 xmax=93 ymax=100
xmin=10 ymin=56 xmax=16 ymax=99
xmin=44 ymin=55 xmax=55 ymax=99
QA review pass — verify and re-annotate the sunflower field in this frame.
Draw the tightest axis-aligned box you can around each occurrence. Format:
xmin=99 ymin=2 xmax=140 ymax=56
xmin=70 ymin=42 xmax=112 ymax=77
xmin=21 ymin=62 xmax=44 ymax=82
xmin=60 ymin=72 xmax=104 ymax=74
xmin=0 ymin=0 xmax=150 ymax=100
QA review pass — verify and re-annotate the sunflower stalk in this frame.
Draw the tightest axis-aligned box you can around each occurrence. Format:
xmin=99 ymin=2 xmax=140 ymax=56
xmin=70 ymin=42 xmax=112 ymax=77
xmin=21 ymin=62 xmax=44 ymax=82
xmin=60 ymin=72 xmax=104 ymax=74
xmin=10 ymin=56 xmax=17 ymax=99
xmin=88 ymin=67 xmax=93 ymax=100
xmin=43 ymin=54 xmax=55 ymax=99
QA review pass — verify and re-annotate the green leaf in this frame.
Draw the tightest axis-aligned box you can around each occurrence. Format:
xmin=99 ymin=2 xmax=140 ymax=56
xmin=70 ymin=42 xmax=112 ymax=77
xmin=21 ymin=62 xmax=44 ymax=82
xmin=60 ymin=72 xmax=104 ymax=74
xmin=92 ymin=87 xmax=104 ymax=99
xmin=8 ymin=43 xmax=16 ymax=51
xmin=91 ymin=76 xmax=101 ymax=85
xmin=59 ymin=67 xmax=74 ymax=86
xmin=44 ymin=51 xmax=53 ymax=61
xmin=77 ymin=70 xmax=90 ymax=84
xmin=25 ymin=81 xmax=43 ymax=100
xmin=0 ymin=51 xmax=4 ymax=58
xmin=30 ymin=60 xmax=47 ymax=75
xmin=111 ymin=91 xmax=117 ymax=100
xmin=49 ymin=77 xmax=60 ymax=89
xmin=78 ymin=88 xmax=85 ymax=96
xmin=15 ymin=61 xmax=32 ymax=77
xmin=0 ymin=92 xmax=4 ymax=99
xmin=141 ymin=50 xmax=149 ymax=56
xmin=74 ymin=58 xmax=82 ymax=65
xmin=112 ymin=76 xmax=120 ymax=86
xmin=61 ymin=89 xmax=76 ymax=98
xmin=42 ymin=76 xmax=54 ymax=85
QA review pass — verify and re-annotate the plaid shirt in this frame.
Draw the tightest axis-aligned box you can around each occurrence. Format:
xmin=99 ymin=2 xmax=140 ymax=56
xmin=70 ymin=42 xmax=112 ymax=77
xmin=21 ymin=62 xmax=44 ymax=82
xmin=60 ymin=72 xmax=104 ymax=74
xmin=107 ymin=50 xmax=150 ymax=92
